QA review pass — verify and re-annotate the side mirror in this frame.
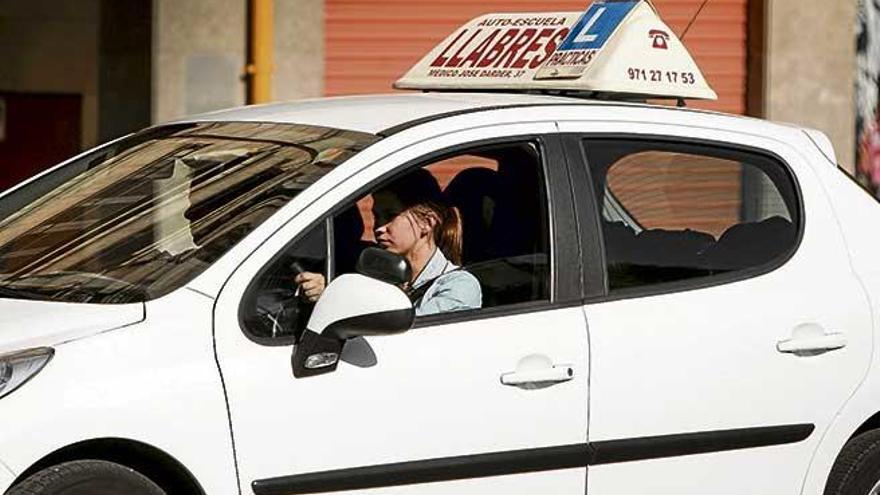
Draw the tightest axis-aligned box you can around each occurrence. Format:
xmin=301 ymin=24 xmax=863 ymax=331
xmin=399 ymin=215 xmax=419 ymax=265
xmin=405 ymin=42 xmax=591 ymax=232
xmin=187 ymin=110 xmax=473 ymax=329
xmin=356 ymin=247 xmax=412 ymax=285
xmin=292 ymin=273 xmax=414 ymax=378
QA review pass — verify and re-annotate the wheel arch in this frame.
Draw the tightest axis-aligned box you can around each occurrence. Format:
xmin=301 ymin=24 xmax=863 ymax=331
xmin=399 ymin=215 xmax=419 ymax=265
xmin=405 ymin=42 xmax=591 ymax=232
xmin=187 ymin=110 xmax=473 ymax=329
xmin=11 ymin=438 xmax=205 ymax=495
xmin=850 ymin=410 xmax=880 ymax=441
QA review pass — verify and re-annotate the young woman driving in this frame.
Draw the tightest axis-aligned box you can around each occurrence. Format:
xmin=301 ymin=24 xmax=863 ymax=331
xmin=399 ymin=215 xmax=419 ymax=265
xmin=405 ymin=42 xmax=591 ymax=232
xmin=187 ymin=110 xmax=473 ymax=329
xmin=295 ymin=169 xmax=482 ymax=316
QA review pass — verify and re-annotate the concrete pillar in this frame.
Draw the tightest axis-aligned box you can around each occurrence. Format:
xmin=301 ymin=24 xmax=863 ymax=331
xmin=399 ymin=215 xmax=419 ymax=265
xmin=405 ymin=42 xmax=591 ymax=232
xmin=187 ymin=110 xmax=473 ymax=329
xmin=99 ymin=0 xmax=152 ymax=142
xmin=152 ymin=0 xmax=247 ymax=124
xmin=764 ymin=0 xmax=857 ymax=171
xmin=273 ymin=0 xmax=324 ymax=101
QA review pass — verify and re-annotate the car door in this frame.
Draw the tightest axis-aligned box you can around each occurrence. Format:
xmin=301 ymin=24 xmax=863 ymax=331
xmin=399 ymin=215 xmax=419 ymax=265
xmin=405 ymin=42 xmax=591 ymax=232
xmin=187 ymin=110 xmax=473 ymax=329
xmin=213 ymin=123 xmax=592 ymax=495
xmin=558 ymin=122 xmax=872 ymax=494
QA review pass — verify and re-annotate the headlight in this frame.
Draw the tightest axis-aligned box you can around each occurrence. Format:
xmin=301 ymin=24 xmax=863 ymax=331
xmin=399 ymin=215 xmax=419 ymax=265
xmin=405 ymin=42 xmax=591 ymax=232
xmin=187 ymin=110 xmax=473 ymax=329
xmin=0 ymin=348 xmax=53 ymax=400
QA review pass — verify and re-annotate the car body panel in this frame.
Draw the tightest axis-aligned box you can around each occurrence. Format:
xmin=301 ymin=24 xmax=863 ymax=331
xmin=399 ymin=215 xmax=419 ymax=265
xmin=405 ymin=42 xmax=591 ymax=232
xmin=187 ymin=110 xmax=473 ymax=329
xmin=557 ymin=118 xmax=873 ymax=494
xmin=179 ymin=93 xmax=584 ymax=134
xmin=0 ymin=300 xmax=143 ymax=355
xmin=803 ymin=129 xmax=839 ymax=165
xmin=796 ymin=152 xmax=880 ymax=495
xmin=212 ymin=121 xmax=592 ymax=494
xmin=0 ymin=459 xmax=12 ymax=490
xmin=0 ymin=289 xmax=237 ymax=495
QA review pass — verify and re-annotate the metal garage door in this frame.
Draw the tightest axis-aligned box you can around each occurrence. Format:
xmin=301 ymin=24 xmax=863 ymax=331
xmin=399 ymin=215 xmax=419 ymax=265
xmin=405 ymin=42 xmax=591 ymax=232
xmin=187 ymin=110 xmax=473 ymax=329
xmin=325 ymin=0 xmax=747 ymax=114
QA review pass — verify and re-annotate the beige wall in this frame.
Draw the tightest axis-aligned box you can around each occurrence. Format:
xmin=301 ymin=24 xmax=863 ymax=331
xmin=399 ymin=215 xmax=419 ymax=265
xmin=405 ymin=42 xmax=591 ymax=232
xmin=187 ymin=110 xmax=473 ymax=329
xmin=0 ymin=0 xmax=99 ymax=147
xmin=765 ymin=0 xmax=857 ymax=170
xmin=152 ymin=0 xmax=247 ymax=123
xmin=274 ymin=0 xmax=324 ymax=101
xmin=152 ymin=0 xmax=323 ymax=120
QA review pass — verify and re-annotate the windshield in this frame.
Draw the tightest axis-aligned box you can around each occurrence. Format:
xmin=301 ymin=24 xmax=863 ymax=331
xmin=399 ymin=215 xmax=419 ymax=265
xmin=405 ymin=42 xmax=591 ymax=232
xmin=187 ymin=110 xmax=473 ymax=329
xmin=0 ymin=122 xmax=379 ymax=303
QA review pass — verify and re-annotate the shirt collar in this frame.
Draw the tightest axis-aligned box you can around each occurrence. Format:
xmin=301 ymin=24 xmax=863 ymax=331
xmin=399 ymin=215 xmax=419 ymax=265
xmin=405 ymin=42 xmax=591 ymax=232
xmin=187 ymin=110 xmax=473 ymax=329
xmin=412 ymin=248 xmax=453 ymax=289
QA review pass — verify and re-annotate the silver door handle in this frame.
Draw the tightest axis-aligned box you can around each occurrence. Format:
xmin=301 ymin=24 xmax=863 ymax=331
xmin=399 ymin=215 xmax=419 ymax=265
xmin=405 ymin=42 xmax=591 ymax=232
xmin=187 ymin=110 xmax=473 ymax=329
xmin=777 ymin=333 xmax=846 ymax=354
xmin=501 ymin=365 xmax=574 ymax=387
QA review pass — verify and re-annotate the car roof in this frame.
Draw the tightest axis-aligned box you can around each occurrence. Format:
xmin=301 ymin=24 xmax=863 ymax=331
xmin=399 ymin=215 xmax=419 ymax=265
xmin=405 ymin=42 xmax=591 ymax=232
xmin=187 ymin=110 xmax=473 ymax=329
xmin=175 ymin=91 xmax=815 ymax=146
xmin=175 ymin=92 xmax=629 ymax=135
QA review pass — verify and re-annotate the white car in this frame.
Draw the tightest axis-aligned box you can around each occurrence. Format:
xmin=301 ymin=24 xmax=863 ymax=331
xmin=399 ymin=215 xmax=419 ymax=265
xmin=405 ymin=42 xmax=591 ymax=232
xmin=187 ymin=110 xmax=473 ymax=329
xmin=4 ymin=3 xmax=880 ymax=495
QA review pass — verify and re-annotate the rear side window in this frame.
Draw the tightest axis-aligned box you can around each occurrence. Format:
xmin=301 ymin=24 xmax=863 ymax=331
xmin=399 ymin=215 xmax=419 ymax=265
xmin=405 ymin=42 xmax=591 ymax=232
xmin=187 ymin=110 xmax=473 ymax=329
xmin=583 ymin=139 xmax=800 ymax=292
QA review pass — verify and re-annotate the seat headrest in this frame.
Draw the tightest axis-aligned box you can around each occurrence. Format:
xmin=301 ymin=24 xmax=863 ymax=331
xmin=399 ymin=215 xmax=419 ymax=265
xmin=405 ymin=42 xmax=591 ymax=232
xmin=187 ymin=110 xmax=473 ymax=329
xmin=704 ymin=216 xmax=795 ymax=271
xmin=444 ymin=167 xmax=499 ymax=263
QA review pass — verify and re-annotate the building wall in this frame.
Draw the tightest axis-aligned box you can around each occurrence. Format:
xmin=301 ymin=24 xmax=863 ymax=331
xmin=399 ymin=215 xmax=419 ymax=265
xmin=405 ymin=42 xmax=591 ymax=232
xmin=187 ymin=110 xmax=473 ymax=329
xmin=765 ymin=0 xmax=857 ymax=170
xmin=0 ymin=0 xmax=99 ymax=147
xmin=152 ymin=0 xmax=247 ymax=124
xmin=274 ymin=0 xmax=325 ymax=101
xmin=323 ymin=0 xmax=749 ymax=115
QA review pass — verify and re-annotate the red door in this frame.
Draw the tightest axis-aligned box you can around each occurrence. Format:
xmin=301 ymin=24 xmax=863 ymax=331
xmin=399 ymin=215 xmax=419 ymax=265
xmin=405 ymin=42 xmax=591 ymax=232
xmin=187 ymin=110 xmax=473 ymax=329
xmin=0 ymin=93 xmax=82 ymax=192
xmin=325 ymin=0 xmax=748 ymax=114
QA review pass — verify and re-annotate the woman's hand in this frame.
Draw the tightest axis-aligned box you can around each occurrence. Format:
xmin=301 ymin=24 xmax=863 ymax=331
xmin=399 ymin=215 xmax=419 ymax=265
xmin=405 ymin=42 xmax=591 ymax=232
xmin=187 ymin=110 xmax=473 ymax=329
xmin=294 ymin=272 xmax=326 ymax=303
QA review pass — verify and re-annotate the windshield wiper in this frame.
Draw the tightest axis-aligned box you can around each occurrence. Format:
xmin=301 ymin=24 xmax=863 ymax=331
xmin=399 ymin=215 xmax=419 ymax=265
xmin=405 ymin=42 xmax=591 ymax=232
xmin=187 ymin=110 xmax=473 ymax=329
xmin=0 ymin=284 xmax=53 ymax=301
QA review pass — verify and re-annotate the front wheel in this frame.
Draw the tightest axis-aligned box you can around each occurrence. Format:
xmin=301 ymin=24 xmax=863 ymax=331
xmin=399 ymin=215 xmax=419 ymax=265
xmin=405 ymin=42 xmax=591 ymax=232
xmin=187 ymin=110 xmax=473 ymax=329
xmin=825 ymin=429 xmax=880 ymax=495
xmin=7 ymin=460 xmax=166 ymax=495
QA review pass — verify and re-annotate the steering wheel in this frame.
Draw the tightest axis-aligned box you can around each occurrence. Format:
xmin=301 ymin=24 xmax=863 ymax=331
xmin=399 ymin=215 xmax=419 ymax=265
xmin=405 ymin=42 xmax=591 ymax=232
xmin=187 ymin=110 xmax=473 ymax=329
xmin=254 ymin=261 xmax=310 ymax=339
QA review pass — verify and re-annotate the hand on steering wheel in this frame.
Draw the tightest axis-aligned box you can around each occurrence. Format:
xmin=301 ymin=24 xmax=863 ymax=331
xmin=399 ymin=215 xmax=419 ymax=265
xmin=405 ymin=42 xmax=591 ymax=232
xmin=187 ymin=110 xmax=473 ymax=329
xmin=294 ymin=272 xmax=326 ymax=302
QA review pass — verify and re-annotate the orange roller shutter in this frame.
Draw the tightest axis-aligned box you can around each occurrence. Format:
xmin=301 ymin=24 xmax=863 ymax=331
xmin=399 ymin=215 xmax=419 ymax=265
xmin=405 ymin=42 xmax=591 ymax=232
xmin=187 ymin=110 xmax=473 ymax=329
xmin=325 ymin=0 xmax=748 ymax=115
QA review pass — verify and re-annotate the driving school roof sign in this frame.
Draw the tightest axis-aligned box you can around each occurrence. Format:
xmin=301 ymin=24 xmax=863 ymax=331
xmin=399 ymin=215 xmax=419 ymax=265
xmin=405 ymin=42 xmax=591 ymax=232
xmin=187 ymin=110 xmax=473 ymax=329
xmin=395 ymin=0 xmax=717 ymax=101
xmin=536 ymin=0 xmax=639 ymax=78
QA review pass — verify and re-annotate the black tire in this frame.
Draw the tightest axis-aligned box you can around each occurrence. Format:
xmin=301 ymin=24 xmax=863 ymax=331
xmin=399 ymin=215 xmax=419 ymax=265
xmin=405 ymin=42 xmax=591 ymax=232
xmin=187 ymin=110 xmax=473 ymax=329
xmin=7 ymin=460 xmax=166 ymax=495
xmin=825 ymin=429 xmax=880 ymax=495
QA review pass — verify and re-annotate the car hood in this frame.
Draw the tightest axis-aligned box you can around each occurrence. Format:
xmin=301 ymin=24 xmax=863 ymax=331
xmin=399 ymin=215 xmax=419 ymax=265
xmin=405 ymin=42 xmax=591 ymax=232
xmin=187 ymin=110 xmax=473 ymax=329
xmin=0 ymin=299 xmax=145 ymax=354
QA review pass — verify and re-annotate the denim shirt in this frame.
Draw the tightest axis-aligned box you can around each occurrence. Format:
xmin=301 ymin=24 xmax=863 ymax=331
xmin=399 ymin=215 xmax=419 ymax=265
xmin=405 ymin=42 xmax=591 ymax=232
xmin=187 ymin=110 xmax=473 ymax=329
xmin=411 ymin=248 xmax=482 ymax=316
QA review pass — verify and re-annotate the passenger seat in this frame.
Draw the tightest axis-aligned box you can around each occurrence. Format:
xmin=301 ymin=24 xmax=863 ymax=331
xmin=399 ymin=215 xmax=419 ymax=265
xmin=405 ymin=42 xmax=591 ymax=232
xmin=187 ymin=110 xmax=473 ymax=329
xmin=701 ymin=216 xmax=795 ymax=271
xmin=444 ymin=167 xmax=499 ymax=264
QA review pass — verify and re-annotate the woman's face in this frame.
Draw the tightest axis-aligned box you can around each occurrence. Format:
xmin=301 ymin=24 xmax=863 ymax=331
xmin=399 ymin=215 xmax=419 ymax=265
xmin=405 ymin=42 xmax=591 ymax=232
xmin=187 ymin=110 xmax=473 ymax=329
xmin=375 ymin=210 xmax=420 ymax=256
xmin=372 ymin=190 xmax=429 ymax=257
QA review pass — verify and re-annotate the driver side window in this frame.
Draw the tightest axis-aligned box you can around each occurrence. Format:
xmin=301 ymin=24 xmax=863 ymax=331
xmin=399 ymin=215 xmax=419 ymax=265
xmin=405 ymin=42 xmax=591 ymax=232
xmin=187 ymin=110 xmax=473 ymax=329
xmin=241 ymin=140 xmax=551 ymax=342
xmin=240 ymin=222 xmax=328 ymax=342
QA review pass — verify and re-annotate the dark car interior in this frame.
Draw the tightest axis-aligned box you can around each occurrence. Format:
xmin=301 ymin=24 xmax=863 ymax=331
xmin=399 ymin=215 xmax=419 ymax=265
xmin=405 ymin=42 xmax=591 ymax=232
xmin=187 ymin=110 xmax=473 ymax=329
xmin=590 ymin=140 xmax=800 ymax=291
xmin=332 ymin=142 xmax=551 ymax=309
xmin=602 ymin=216 xmax=797 ymax=289
xmin=442 ymin=143 xmax=550 ymax=307
xmin=242 ymin=140 xmax=552 ymax=341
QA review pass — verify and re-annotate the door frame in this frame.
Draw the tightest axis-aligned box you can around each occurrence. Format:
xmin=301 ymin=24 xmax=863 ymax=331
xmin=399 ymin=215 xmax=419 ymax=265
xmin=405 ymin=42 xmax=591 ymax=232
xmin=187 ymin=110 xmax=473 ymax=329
xmin=212 ymin=121 xmax=596 ymax=494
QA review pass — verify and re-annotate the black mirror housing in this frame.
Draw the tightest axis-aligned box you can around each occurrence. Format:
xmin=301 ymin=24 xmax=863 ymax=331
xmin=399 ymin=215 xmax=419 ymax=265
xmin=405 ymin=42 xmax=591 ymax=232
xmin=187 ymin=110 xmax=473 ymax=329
xmin=324 ymin=307 xmax=414 ymax=340
xmin=356 ymin=247 xmax=412 ymax=285
xmin=292 ymin=329 xmax=344 ymax=378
